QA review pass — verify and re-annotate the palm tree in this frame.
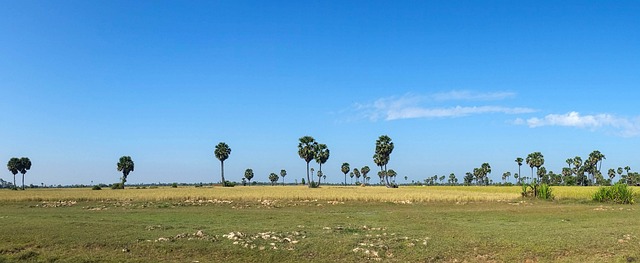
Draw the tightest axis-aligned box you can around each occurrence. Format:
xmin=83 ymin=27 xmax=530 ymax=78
xmin=349 ymin=172 xmax=354 ymax=184
xmin=502 ymin=172 xmax=511 ymax=184
xmin=515 ymin=157 xmax=523 ymax=184
xmin=361 ymin=166 xmax=370 ymax=185
xmin=588 ymin=150 xmax=606 ymax=184
xmin=214 ymin=142 xmax=232 ymax=186
xmin=387 ymin=169 xmax=397 ymax=184
xmin=608 ymin=168 xmax=616 ymax=182
xmin=7 ymin=158 xmax=20 ymax=189
xmin=353 ymin=168 xmax=361 ymax=184
xmin=448 ymin=173 xmax=457 ymax=185
xmin=374 ymin=135 xmax=394 ymax=187
xmin=617 ymin=167 xmax=624 ymax=177
xmin=314 ymin=143 xmax=330 ymax=176
xmin=18 ymin=157 xmax=31 ymax=190
xmin=573 ymin=156 xmax=584 ymax=185
xmin=244 ymin=169 xmax=254 ymax=185
xmin=269 ymin=173 xmax=279 ymax=186
xmin=625 ymin=166 xmax=631 ymax=175
xmin=298 ymin=136 xmax=317 ymax=188
xmin=481 ymin=163 xmax=491 ymax=185
xmin=317 ymin=170 xmax=323 ymax=185
xmin=341 ymin=162 xmax=350 ymax=185
xmin=116 ymin=156 xmax=134 ymax=189
xmin=280 ymin=169 xmax=287 ymax=185
xmin=526 ymin=152 xmax=544 ymax=183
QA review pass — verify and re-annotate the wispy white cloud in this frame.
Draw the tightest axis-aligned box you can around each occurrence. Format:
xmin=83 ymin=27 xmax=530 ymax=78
xmin=517 ymin=111 xmax=640 ymax=137
xmin=355 ymin=92 xmax=535 ymax=121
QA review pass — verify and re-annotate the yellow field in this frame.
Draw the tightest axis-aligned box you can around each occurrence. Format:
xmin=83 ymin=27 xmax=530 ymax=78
xmin=0 ymin=185 xmax=622 ymax=203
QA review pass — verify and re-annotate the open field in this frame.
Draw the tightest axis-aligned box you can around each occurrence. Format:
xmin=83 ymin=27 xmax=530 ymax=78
xmin=1 ymin=186 xmax=639 ymax=262
xmin=0 ymin=185 xmax=616 ymax=202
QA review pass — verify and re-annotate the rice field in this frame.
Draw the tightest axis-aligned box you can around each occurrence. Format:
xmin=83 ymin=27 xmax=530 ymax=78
xmin=0 ymin=185 xmax=619 ymax=203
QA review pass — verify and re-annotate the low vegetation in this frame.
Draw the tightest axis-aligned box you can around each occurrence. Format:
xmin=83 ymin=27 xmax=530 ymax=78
xmin=0 ymin=186 xmax=639 ymax=262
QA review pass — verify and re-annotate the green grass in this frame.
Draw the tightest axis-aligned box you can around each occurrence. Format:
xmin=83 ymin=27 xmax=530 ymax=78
xmin=0 ymin=187 xmax=638 ymax=262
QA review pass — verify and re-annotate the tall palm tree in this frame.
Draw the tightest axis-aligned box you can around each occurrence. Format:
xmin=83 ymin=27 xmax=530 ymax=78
xmin=244 ymin=169 xmax=254 ymax=185
xmin=269 ymin=173 xmax=279 ymax=186
xmin=387 ymin=169 xmax=397 ymax=184
xmin=481 ymin=163 xmax=491 ymax=185
xmin=280 ymin=169 xmax=287 ymax=186
xmin=625 ymin=166 xmax=631 ymax=175
xmin=617 ymin=167 xmax=624 ymax=177
xmin=526 ymin=152 xmax=544 ymax=183
xmin=7 ymin=158 xmax=20 ymax=189
xmin=314 ymin=143 xmax=330 ymax=175
xmin=116 ymin=156 xmax=134 ymax=189
xmin=349 ymin=172 xmax=354 ymax=184
xmin=341 ymin=162 xmax=350 ymax=185
xmin=353 ymin=168 xmax=361 ymax=184
xmin=18 ymin=157 xmax=31 ymax=190
xmin=608 ymin=168 xmax=616 ymax=182
xmin=515 ymin=157 xmax=524 ymax=183
xmin=214 ymin=142 xmax=232 ymax=186
xmin=565 ymin=158 xmax=573 ymax=171
xmin=374 ymin=135 xmax=394 ymax=187
xmin=298 ymin=136 xmax=317 ymax=188
xmin=317 ymin=170 xmax=323 ymax=185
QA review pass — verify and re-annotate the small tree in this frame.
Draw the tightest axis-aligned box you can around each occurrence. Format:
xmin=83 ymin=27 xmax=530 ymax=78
xmin=17 ymin=157 xmax=31 ymax=190
xmin=116 ymin=156 xmax=134 ymax=189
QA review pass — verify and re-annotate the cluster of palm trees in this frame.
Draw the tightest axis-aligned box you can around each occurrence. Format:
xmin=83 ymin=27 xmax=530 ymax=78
xmin=343 ymin=163 xmax=374 ymax=185
xmin=6 ymin=157 xmax=31 ymax=190
xmin=373 ymin=135 xmax=396 ymax=188
xmin=297 ymin=136 xmax=330 ymax=188
xmin=465 ymin=163 xmax=491 ymax=186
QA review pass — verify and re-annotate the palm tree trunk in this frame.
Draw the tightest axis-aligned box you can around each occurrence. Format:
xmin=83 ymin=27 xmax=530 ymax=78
xmin=220 ymin=161 xmax=226 ymax=186
xmin=13 ymin=174 xmax=16 ymax=189
xmin=306 ymin=162 xmax=311 ymax=188
xmin=22 ymin=174 xmax=25 ymax=190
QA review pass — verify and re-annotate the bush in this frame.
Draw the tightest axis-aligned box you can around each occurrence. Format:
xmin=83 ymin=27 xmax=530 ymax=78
xmin=537 ymin=184 xmax=554 ymax=200
xmin=111 ymin=183 xmax=122 ymax=189
xmin=593 ymin=183 xmax=635 ymax=204
xmin=92 ymin=185 xmax=102 ymax=190
xmin=223 ymin=181 xmax=236 ymax=187
xmin=171 ymin=183 xmax=178 ymax=188
xmin=309 ymin=181 xmax=320 ymax=188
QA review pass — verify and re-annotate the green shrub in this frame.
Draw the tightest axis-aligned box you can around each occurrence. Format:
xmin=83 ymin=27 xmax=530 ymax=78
xmin=171 ymin=183 xmax=178 ymax=188
xmin=111 ymin=183 xmax=122 ymax=189
xmin=593 ymin=183 xmax=635 ymax=204
xmin=537 ymin=184 xmax=554 ymax=200
xmin=223 ymin=181 xmax=236 ymax=187
xmin=92 ymin=185 xmax=102 ymax=190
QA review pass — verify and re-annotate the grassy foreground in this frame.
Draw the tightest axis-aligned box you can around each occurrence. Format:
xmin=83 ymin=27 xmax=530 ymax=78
xmin=1 ymin=186 xmax=639 ymax=262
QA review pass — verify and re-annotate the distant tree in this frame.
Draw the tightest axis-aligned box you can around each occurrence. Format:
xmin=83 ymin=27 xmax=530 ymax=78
xmin=573 ymin=156 xmax=584 ymax=186
xmin=502 ymin=171 xmax=511 ymax=184
xmin=353 ymin=168 xmax=361 ymax=184
xmin=481 ymin=163 xmax=491 ymax=185
xmin=317 ymin=170 xmax=323 ymax=185
xmin=341 ymin=163 xmax=350 ymax=185
xmin=515 ymin=157 xmax=524 ymax=183
xmin=214 ymin=142 xmax=232 ymax=186
xmin=269 ymin=173 xmax=279 ymax=186
xmin=314 ymin=143 xmax=330 ymax=177
xmin=439 ymin=175 xmax=445 ymax=184
xmin=387 ymin=169 xmax=397 ymax=184
xmin=7 ymin=158 xmax=20 ymax=189
xmin=361 ymin=166 xmax=370 ymax=185
xmin=463 ymin=172 xmax=474 ymax=186
xmin=617 ymin=167 xmax=624 ymax=177
xmin=17 ymin=157 xmax=31 ymax=190
xmin=374 ymin=135 xmax=394 ymax=187
xmin=116 ymin=156 xmax=134 ymax=189
xmin=448 ymin=173 xmax=457 ymax=185
xmin=244 ymin=169 xmax=254 ymax=184
xmin=280 ymin=169 xmax=287 ymax=185
xmin=298 ymin=136 xmax=318 ymax=188
xmin=608 ymin=168 xmax=616 ymax=182
xmin=526 ymin=152 xmax=544 ymax=183
xmin=349 ymin=172 xmax=354 ymax=184
xmin=513 ymin=173 xmax=520 ymax=184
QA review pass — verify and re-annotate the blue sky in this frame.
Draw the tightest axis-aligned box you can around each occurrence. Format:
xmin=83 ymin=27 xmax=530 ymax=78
xmin=1 ymin=1 xmax=639 ymax=185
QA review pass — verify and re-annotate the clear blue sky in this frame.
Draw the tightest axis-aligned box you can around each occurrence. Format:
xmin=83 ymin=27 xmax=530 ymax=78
xmin=2 ymin=1 xmax=639 ymax=185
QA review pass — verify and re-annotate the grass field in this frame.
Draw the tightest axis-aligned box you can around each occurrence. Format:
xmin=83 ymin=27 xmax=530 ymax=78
xmin=1 ymin=186 xmax=638 ymax=262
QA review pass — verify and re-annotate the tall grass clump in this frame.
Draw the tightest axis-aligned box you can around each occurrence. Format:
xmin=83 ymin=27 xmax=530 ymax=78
xmin=592 ymin=183 xmax=635 ymax=204
xmin=537 ymin=184 xmax=553 ymax=200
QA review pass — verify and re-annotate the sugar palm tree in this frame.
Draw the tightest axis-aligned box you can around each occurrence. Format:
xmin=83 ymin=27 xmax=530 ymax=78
xmin=374 ymin=135 xmax=394 ymax=187
xmin=353 ymin=168 xmax=361 ymax=184
xmin=18 ymin=157 xmax=31 ymax=190
xmin=298 ymin=136 xmax=318 ymax=188
xmin=280 ymin=169 xmax=287 ymax=185
xmin=608 ymin=168 xmax=616 ymax=182
xmin=317 ymin=170 xmax=323 ymax=185
xmin=361 ymin=166 xmax=370 ymax=185
xmin=515 ymin=157 xmax=523 ymax=184
xmin=7 ymin=158 xmax=20 ymax=189
xmin=349 ymin=172 xmax=354 ymax=184
xmin=244 ymin=168 xmax=254 ymax=185
xmin=269 ymin=173 xmax=279 ymax=186
xmin=116 ymin=156 xmax=134 ymax=189
xmin=341 ymin=162 xmax=350 ymax=185
xmin=314 ymin=143 xmax=330 ymax=175
xmin=214 ymin=142 xmax=232 ymax=186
